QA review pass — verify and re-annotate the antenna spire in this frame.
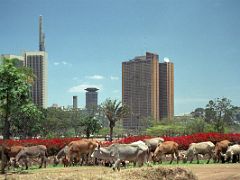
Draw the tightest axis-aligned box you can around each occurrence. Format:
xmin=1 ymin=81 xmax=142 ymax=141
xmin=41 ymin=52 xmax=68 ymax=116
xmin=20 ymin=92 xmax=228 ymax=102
xmin=39 ymin=15 xmax=45 ymax=51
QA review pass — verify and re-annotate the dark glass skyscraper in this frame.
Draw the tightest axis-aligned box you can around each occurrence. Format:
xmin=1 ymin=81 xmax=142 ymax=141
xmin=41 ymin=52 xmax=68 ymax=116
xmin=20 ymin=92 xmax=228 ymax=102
xmin=85 ymin=88 xmax=99 ymax=109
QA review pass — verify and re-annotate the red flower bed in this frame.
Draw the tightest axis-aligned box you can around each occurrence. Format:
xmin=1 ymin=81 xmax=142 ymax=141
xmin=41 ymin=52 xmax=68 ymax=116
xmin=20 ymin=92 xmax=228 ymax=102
xmin=106 ymin=133 xmax=240 ymax=150
xmin=1 ymin=133 xmax=240 ymax=155
xmin=0 ymin=137 xmax=81 ymax=155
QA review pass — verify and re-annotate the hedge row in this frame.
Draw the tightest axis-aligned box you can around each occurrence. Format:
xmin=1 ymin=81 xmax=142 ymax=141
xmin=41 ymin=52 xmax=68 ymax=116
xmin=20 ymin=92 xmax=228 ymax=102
xmin=1 ymin=133 xmax=240 ymax=154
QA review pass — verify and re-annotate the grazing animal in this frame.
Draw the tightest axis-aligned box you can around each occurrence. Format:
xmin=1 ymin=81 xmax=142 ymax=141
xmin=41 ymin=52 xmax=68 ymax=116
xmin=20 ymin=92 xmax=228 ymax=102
xmin=183 ymin=141 xmax=215 ymax=164
xmin=143 ymin=137 xmax=164 ymax=162
xmin=0 ymin=145 xmax=24 ymax=169
xmin=221 ymin=144 xmax=240 ymax=162
xmin=53 ymin=145 xmax=69 ymax=166
xmin=91 ymin=143 xmax=147 ymax=171
xmin=66 ymin=139 xmax=99 ymax=165
xmin=15 ymin=145 xmax=48 ymax=170
xmin=130 ymin=141 xmax=149 ymax=165
xmin=213 ymin=140 xmax=231 ymax=163
xmin=143 ymin=137 xmax=164 ymax=153
xmin=152 ymin=141 xmax=179 ymax=164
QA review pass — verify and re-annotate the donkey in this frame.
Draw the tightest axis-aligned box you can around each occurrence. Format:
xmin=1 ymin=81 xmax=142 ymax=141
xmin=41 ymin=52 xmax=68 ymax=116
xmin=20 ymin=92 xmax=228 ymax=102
xmin=15 ymin=145 xmax=48 ymax=170
xmin=53 ymin=145 xmax=69 ymax=167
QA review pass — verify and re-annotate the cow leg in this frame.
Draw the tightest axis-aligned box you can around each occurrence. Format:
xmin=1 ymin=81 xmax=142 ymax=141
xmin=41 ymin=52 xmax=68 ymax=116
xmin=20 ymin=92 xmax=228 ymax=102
xmin=113 ymin=159 xmax=121 ymax=171
xmin=23 ymin=158 xmax=28 ymax=170
xmin=196 ymin=154 xmax=199 ymax=164
xmin=170 ymin=154 xmax=174 ymax=164
xmin=207 ymin=153 xmax=212 ymax=164
xmin=175 ymin=151 xmax=179 ymax=164
xmin=44 ymin=156 xmax=47 ymax=168
xmin=39 ymin=156 xmax=43 ymax=168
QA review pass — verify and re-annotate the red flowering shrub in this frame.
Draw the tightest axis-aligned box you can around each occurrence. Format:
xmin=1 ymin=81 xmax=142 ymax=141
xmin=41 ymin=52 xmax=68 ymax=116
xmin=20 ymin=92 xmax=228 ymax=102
xmin=1 ymin=133 xmax=240 ymax=155
xmin=103 ymin=133 xmax=240 ymax=150
xmin=0 ymin=137 xmax=81 ymax=155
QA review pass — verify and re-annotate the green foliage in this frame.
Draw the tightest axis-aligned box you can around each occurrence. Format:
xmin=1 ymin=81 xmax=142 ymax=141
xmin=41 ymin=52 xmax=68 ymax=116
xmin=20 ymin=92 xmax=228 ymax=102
xmin=205 ymin=98 xmax=236 ymax=133
xmin=146 ymin=124 xmax=185 ymax=136
xmin=0 ymin=58 xmax=33 ymax=139
xmin=79 ymin=115 xmax=101 ymax=138
xmin=11 ymin=103 xmax=43 ymax=139
xmin=101 ymin=99 xmax=129 ymax=141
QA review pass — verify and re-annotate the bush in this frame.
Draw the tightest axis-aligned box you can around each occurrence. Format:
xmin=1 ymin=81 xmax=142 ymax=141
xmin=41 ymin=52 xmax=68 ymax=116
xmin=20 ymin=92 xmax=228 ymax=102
xmin=1 ymin=132 xmax=240 ymax=154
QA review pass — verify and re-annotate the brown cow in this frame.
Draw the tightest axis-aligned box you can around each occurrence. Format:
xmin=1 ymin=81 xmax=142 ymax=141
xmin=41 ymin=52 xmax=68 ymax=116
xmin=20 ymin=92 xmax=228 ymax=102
xmin=152 ymin=141 xmax=179 ymax=164
xmin=66 ymin=139 xmax=99 ymax=165
xmin=0 ymin=145 xmax=24 ymax=169
xmin=213 ymin=140 xmax=231 ymax=163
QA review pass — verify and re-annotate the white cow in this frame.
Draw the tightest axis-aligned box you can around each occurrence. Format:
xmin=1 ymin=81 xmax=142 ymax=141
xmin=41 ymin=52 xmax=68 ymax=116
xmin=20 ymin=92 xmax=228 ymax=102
xmin=183 ymin=141 xmax=215 ymax=164
xmin=221 ymin=144 xmax=240 ymax=162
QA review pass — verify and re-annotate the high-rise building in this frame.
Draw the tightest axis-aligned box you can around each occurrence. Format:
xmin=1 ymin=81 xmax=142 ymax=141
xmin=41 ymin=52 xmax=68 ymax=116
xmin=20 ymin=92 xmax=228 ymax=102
xmin=24 ymin=51 xmax=48 ymax=108
xmin=73 ymin=96 xmax=78 ymax=109
xmin=122 ymin=52 xmax=159 ymax=131
xmin=24 ymin=15 xmax=48 ymax=108
xmin=85 ymin=88 xmax=99 ymax=109
xmin=159 ymin=61 xmax=174 ymax=120
xmin=1 ymin=15 xmax=48 ymax=108
xmin=122 ymin=52 xmax=174 ymax=131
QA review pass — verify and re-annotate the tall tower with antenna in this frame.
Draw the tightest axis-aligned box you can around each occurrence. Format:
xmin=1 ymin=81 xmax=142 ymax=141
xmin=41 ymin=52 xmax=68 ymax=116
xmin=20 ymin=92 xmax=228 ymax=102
xmin=24 ymin=15 xmax=48 ymax=108
xmin=39 ymin=15 xmax=45 ymax=51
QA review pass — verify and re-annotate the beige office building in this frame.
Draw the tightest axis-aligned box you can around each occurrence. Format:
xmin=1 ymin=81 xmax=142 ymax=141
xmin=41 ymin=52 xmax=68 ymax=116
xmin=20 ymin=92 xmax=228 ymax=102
xmin=24 ymin=51 xmax=48 ymax=108
xmin=159 ymin=61 xmax=174 ymax=120
xmin=122 ymin=52 xmax=159 ymax=131
xmin=122 ymin=52 xmax=174 ymax=131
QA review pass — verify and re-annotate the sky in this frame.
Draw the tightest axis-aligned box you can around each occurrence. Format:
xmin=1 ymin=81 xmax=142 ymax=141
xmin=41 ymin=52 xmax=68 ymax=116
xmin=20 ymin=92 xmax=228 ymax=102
xmin=1 ymin=0 xmax=240 ymax=115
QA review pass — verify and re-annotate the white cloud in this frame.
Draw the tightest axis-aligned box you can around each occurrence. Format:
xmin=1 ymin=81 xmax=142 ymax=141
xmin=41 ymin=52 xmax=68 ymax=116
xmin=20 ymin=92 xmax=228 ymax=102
xmin=68 ymin=84 xmax=103 ymax=93
xmin=86 ymin=75 xmax=104 ymax=80
xmin=110 ymin=76 xmax=119 ymax=80
xmin=53 ymin=61 xmax=72 ymax=66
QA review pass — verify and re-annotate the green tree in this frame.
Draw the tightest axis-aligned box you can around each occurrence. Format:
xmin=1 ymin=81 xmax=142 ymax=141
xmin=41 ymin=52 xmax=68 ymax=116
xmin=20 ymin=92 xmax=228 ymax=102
xmin=0 ymin=58 xmax=31 ymax=139
xmin=79 ymin=115 xmax=101 ymax=138
xmin=43 ymin=107 xmax=72 ymax=137
xmin=101 ymin=99 xmax=128 ymax=141
xmin=11 ymin=103 xmax=43 ymax=139
xmin=205 ymin=98 xmax=236 ymax=133
xmin=191 ymin=108 xmax=205 ymax=118
xmin=0 ymin=58 xmax=34 ymax=173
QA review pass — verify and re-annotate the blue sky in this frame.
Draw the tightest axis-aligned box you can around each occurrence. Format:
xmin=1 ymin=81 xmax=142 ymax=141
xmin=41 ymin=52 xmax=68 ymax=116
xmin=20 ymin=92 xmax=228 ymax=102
xmin=1 ymin=0 xmax=240 ymax=115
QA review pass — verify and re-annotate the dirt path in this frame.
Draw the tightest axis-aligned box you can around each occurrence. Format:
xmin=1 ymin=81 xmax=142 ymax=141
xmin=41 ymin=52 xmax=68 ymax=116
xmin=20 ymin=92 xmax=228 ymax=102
xmin=180 ymin=164 xmax=240 ymax=180
xmin=0 ymin=164 xmax=240 ymax=180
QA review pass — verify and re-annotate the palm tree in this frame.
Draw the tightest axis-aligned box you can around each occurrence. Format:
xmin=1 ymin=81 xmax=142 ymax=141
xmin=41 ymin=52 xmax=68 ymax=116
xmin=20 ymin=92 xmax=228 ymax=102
xmin=101 ymin=99 xmax=128 ymax=141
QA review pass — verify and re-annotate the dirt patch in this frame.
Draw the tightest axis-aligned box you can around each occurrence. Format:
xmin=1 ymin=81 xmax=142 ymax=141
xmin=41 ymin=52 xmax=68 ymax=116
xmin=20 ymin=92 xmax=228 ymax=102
xmin=117 ymin=167 xmax=197 ymax=180
xmin=1 ymin=164 xmax=240 ymax=180
xmin=181 ymin=164 xmax=240 ymax=180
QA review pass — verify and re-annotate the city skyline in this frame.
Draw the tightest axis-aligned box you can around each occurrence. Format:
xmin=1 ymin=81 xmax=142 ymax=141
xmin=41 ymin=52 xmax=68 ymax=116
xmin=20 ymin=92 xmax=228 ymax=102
xmin=1 ymin=0 xmax=240 ymax=115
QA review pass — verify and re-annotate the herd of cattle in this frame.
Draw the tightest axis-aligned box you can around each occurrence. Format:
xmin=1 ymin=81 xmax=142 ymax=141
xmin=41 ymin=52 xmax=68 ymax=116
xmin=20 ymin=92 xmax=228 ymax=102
xmin=1 ymin=138 xmax=240 ymax=171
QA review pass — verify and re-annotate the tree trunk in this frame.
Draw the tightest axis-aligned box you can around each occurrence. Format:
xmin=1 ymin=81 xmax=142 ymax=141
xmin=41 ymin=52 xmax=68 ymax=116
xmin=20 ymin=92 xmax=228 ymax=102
xmin=109 ymin=125 xmax=113 ymax=142
xmin=1 ymin=113 xmax=11 ymax=174
xmin=86 ymin=130 xmax=90 ymax=139
xmin=1 ymin=144 xmax=7 ymax=174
